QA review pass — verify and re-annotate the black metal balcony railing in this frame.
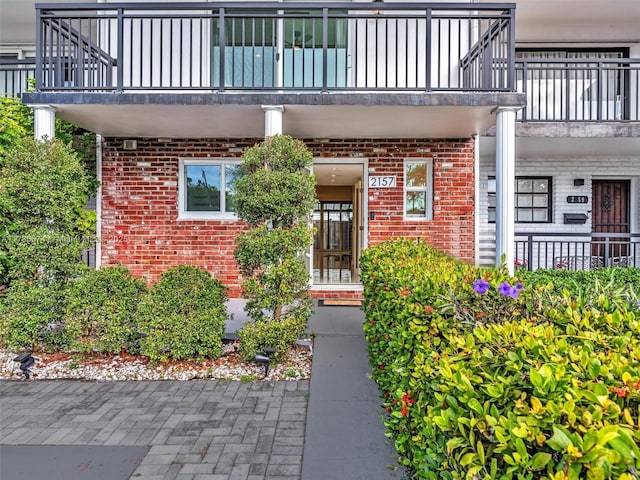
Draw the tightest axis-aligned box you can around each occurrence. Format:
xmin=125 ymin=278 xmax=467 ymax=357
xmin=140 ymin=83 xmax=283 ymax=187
xmin=0 ymin=59 xmax=36 ymax=97
xmin=516 ymin=59 xmax=640 ymax=122
xmin=34 ymin=2 xmax=516 ymax=93
xmin=515 ymin=232 xmax=640 ymax=271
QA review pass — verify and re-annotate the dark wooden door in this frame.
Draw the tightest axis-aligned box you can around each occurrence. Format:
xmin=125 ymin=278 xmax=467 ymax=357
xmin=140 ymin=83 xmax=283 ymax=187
xmin=592 ymin=180 xmax=630 ymax=262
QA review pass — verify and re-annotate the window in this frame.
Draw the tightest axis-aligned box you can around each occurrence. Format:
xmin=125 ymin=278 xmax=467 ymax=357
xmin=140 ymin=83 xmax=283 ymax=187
xmin=404 ymin=159 xmax=433 ymax=219
xmin=179 ymin=159 xmax=241 ymax=219
xmin=488 ymin=176 xmax=552 ymax=223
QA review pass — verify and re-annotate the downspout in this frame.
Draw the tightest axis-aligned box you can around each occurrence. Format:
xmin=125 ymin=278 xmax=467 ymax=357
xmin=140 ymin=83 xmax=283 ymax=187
xmin=95 ymin=134 xmax=102 ymax=269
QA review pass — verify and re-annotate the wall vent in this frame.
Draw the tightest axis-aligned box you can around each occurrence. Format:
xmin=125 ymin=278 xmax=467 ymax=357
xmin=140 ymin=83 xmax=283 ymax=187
xmin=123 ymin=139 xmax=137 ymax=150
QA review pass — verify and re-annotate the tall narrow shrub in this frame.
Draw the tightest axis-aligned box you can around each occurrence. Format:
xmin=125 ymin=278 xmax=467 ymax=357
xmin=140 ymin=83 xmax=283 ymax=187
xmin=234 ymin=135 xmax=316 ymax=361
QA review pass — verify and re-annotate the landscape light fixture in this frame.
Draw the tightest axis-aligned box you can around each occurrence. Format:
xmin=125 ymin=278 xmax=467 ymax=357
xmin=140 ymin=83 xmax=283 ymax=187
xmin=14 ymin=352 xmax=35 ymax=380
xmin=254 ymin=347 xmax=276 ymax=378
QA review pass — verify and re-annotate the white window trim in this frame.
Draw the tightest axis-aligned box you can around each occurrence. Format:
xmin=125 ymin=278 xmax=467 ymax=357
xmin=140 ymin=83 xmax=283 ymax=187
xmin=178 ymin=158 xmax=241 ymax=220
xmin=404 ymin=158 xmax=433 ymax=220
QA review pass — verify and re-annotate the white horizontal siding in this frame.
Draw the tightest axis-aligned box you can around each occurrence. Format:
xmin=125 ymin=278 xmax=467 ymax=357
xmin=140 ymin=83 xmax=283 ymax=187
xmin=478 ymin=155 xmax=640 ymax=267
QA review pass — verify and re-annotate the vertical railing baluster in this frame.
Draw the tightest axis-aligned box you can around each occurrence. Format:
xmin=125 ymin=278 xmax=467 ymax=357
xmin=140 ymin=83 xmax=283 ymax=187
xmin=322 ymin=7 xmax=328 ymax=92
xmin=508 ymin=8 xmax=515 ymax=91
xmin=35 ymin=8 xmax=42 ymax=91
xmin=597 ymin=61 xmax=603 ymax=121
xmin=425 ymin=8 xmax=431 ymax=91
xmin=116 ymin=8 xmax=123 ymax=91
xmin=218 ymin=8 xmax=225 ymax=92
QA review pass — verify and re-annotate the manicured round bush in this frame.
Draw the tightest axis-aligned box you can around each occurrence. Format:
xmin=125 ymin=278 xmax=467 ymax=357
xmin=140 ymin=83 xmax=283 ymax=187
xmin=0 ymin=279 xmax=69 ymax=350
xmin=138 ymin=265 xmax=227 ymax=363
xmin=64 ymin=266 xmax=147 ymax=354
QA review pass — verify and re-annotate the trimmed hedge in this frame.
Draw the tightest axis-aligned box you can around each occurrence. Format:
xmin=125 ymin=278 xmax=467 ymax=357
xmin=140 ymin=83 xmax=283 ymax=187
xmin=361 ymin=239 xmax=640 ymax=480
xmin=138 ymin=265 xmax=228 ymax=363
xmin=64 ymin=266 xmax=148 ymax=354
xmin=520 ymin=267 xmax=640 ymax=299
xmin=0 ymin=264 xmax=230 ymax=365
xmin=0 ymin=279 xmax=69 ymax=350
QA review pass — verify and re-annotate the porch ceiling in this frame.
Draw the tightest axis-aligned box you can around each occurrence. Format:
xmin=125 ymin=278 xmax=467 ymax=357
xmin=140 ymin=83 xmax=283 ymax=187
xmin=478 ymin=0 xmax=640 ymax=43
xmin=479 ymin=135 xmax=640 ymax=158
xmin=32 ymin=96 xmax=524 ymax=139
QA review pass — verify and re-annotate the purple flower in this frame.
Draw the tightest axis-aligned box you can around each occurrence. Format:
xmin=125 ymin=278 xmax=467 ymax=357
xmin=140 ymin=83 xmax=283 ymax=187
xmin=509 ymin=286 xmax=520 ymax=299
xmin=473 ymin=279 xmax=490 ymax=294
xmin=515 ymin=281 xmax=524 ymax=290
xmin=498 ymin=282 xmax=512 ymax=297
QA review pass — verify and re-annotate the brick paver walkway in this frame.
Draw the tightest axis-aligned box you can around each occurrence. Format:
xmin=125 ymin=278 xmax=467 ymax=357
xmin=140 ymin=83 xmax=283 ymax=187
xmin=0 ymin=380 xmax=309 ymax=480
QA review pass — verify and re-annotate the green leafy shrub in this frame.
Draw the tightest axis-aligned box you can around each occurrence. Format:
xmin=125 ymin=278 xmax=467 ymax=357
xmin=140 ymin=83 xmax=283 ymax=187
xmin=361 ymin=239 xmax=640 ymax=480
xmin=0 ymin=137 xmax=95 ymax=288
xmin=138 ymin=265 xmax=227 ymax=363
xmin=64 ymin=266 xmax=147 ymax=354
xmin=521 ymin=267 xmax=640 ymax=299
xmin=238 ymin=313 xmax=307 ymax=362
xmin=0 ymin=279 xmax=69 ymax=350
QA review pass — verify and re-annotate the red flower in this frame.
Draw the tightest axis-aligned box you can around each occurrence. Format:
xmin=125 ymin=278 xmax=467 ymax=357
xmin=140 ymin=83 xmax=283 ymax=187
xmin=401 ymin=406 xmax=409 ymax=416
xmin=611 ymin=386 xmax=628 ymax=398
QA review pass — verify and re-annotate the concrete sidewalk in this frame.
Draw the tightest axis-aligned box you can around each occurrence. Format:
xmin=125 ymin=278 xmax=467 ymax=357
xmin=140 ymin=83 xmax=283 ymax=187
xmin=302 ymin=303 xmax=402 ymax=480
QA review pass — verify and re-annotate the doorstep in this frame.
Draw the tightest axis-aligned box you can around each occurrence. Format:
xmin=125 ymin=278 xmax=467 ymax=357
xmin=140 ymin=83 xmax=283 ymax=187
xmin=310 ymin=284 xmax=364 ymax=300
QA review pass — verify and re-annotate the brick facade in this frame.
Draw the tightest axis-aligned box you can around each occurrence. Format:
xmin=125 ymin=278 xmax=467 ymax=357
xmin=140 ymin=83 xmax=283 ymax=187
xmin=101 ymin=138 xmax=475 ymax=296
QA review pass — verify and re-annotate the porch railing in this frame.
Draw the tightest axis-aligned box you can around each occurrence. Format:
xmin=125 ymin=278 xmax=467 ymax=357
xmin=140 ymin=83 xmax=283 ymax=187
xmin=0 ymin=59 xmax=36 ymax=97
xmin=515 ymin=232 xmax=640 ymax=271
xmin=34 ymin=2 xmax=516 ymax=93
xmin=516 ymin=59 xmax=640 ymax=121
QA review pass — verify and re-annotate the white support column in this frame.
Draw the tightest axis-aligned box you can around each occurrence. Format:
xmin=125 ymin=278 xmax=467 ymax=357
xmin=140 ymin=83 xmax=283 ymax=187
xmin=261 ymin=105 xmax=284 ymax=137
xmin=33 ymin=105 xmax=56 ymax=141
xmin=495 ymin=107 xmax=518 ymax=275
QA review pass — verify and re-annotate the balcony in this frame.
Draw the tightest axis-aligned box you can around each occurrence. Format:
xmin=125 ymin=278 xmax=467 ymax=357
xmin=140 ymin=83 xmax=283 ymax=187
xmin=516 ymin=58 xmax=640 ymax=122
xmin=0 ymin=59 xmax=36 ymax=97
xmin=19 ymin=2 xmax=527 ymax=138
xmin=31 ymin=2 xmax=516 ymax=93
xmin=515 ymin=232 xmax=640 ymax=271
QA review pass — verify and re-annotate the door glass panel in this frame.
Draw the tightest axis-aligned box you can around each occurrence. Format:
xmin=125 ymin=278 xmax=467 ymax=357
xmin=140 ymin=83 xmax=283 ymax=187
xmin=313 ymin=201 xmax=353 ymax=283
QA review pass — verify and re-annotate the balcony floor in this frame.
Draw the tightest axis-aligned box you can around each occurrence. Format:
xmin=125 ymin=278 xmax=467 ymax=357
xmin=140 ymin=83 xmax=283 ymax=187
xmin=23 ymin=91 xmax=525 ymax=139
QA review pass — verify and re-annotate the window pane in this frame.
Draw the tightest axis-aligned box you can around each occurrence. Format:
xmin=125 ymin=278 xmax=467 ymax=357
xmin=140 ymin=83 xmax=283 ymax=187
xmin=406 ymin=191 xmax=426 ymax=216
xmin=185 ymin=165 xmax=221 ymax=211
xmin=406 ymin=162 xmax=427 ymax=187
xmin=516 ymin=209 xmax=533 ymax=222
xmin=225 ymin=164 xmax=241 ymax=212
xmin=533 ymin=179 xmax=549 ymax=193
xmin=517 ymin=195 xmax=532 ymax=207
xmin=533 ymin=194 xmax=548 ymax=207
xmin=488 ymin=209 xmax=496 ymax=223
xmin=488 ymin=178 xmax=496 ymax=193
xmin=488 ymin=193 xmax=496 ymax=208
xmin=517 ymin=178 xmax=533 ymax=193
xmin=533 ymin=209 xmax=549 ymax=222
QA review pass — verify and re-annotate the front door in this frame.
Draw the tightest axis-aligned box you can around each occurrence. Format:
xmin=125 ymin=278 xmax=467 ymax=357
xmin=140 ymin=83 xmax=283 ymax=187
xmin=312 ymin=162 xmax=364 ymax=284
xmin=592 ymin=180 xmax=630 ymax=263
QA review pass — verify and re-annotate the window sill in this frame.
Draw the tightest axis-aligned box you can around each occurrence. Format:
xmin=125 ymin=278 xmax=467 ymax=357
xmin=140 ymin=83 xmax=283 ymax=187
xmin=178 ymin=212 xmax=239 ymax=221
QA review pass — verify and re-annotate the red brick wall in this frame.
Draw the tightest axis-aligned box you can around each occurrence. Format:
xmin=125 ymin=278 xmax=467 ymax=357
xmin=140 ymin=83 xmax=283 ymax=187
xmin=101 ymin=138 xmax=475 ymax=296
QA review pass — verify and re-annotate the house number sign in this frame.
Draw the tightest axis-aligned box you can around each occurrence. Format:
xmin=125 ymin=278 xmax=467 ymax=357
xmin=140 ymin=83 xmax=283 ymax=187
xmin=369 ymin=176 xmax=397 ymax=188
xmin=567 ymin=195 xmax=588 ymax=204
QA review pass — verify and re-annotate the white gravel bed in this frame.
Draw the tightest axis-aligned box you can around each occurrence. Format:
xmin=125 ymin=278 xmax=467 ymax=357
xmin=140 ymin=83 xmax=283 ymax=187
xmin=0 ymin=341 xmax=312 ymax=382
